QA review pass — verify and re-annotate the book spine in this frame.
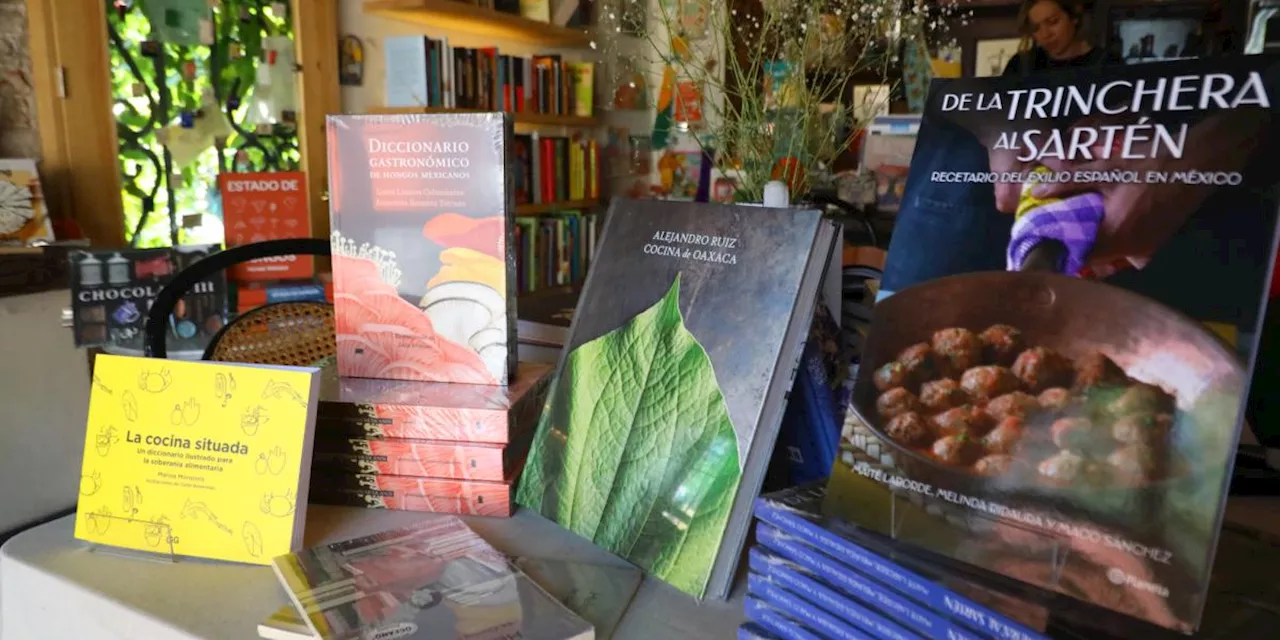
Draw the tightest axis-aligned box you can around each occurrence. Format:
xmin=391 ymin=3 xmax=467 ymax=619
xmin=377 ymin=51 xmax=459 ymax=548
xmin=748 ymin=549 xmax=928 ymax=640
xmin=749 ymin=574 xmax=878 ymax=640
xmin=743 ymin=596 xmax=826 ymax=640
xmin=754 ymin=510 xmax=1047 ymax=640
xmin=754 ymin=523 xmax=960 ymax=639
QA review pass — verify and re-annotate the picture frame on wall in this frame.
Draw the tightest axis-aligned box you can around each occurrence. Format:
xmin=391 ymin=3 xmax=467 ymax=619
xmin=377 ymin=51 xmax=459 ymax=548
xmin=974 ymin=37 xmax=1023 ymax=77
xmin=1103 ymin=1 xmax=1216 ymax=64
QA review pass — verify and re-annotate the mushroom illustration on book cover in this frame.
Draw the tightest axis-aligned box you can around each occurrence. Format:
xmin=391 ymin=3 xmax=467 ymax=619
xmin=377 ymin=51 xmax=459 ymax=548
xmin=326 ymin=113 xmax=516 ymax=385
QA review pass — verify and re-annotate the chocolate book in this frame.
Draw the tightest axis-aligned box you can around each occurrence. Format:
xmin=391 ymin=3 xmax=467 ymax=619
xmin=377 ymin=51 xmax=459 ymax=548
xmin=326 ymin=113 xmax=516 ymax=385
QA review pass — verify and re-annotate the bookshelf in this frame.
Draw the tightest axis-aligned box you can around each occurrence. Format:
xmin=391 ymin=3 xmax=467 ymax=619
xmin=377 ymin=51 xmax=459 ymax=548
xmin=516 ymin=199 xmax=600 ymax=215
xmin=371 ymin=106 xmax=599 ymax=128
xmin=363 ymin=0 xmax=593 ymax=48
xmin=362 ymin=0 xmax=606 ymax=297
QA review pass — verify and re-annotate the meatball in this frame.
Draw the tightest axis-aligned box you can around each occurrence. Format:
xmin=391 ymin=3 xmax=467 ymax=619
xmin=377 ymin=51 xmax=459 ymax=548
xmin=982 ymin=416 xmax=1025 ymax=455
xmin=974 ymin=454 xmax=1015 ymax=476
xmin=959 ymin=366 xmax=1022 ymax=403
xmin=897 ymin=343 xmax=943 ymax=387
xmin=1012 ymin=347 xmax=1076 ymax=393
xmin=1107 ymin=445 xmax=1160 ymax=486
xmin=1112 ymin=413 xmax=1172 ymax=447
xmin=931 ymin=434 xmax=982 ymax=466
xmin=931 ymin=328 xmax=983 ymax=376
xmin=1109 ymin=382 xmax=1175 ymax=418
xmin=978 ymin=324 xmax=1024 ymax=366
xmin=1050 ymin=416 xmax=1096 ymax=452
xmin=874 ymin=361 xmax=911 ymax=392
xmin=985 ymin=391 xmax=1039 ymax=421
xmin=876 ymin=387 xmax=922 ymax=419
xmin=885 ymin=412 xmax=934 ymax=448
xmin=933 ymin=405 xmax=994 ymax=438
xmin=1074 ymin=351 xmax=1129 ymax=391
xmin=1037 ymin=387 xmax=1073 ymax=412
xmin=919 ymin=378 xmax=968 ymax=413
xmin=1038 ymin=450 xmax=1086 ymax=484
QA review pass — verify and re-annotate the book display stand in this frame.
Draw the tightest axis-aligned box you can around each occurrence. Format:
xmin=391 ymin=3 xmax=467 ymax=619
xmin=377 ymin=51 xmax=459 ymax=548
xmin=81 ymin=512 xmax=179 ymax=564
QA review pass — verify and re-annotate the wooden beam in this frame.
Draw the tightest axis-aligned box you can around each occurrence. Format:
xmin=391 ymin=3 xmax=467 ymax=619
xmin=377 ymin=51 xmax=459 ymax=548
xmin=25 ymin=0 xmax=124 ymax=247
xmin=292 ymin=0 xmax=341 ymax=244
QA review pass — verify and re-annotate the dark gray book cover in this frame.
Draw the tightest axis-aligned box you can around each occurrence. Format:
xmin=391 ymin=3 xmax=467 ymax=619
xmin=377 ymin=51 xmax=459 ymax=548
xmin=517 ymin=199 xmax=835 ymax=598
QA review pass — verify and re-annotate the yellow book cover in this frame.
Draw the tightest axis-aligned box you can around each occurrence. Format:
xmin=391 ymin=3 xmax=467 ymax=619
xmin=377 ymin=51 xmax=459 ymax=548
xmin=75 ymin=354 xmax=321 ymax=565
xmin=568 ymin=62 xmax=594 ymax=118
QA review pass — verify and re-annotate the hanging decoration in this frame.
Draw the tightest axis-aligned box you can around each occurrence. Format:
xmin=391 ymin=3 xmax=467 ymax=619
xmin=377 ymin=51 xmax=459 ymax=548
xmin=144 ymin=0 xmax=209 ymax=46
xmin=339 ymin=35 xmax=365 ymax=86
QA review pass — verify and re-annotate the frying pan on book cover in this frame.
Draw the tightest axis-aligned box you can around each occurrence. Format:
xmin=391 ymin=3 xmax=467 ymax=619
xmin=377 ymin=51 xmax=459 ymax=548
xmin=848 ymin=264 xmax=1247 ymax=531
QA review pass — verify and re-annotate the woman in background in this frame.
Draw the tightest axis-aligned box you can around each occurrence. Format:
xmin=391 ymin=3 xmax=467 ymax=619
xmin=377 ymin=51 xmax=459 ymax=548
xmin=1004 ymin=0 xmax=1122 ymax=76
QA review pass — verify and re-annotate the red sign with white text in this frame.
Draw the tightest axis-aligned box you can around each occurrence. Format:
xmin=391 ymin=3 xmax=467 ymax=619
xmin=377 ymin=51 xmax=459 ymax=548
xmin=219 ymin=171 xmax=314 ymax=282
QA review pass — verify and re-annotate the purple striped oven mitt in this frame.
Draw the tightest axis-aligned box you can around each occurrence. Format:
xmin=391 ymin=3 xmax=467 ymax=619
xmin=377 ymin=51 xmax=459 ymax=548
xmin=1007 ymin=192 xmax=1105 ymax=275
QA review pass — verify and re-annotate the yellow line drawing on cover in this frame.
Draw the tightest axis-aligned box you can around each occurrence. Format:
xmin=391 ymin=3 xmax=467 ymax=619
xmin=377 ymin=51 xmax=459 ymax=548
xmin=260 ymin=489 xmax=296 ymax=517
xmin=262 ymin=379 xmax=306 ymax=407
xmin=138 ymin=367 xmax=172 ymax=393
xmin=85 ymin=506 xmax=112 ymax=535
xmin=121 ymin=390 xmax=138 ymax=422
xmin=242 ymin=521 xmax=264 ymax=557
xmin=241 ymin=405 xmax=269 ymax=436
xmin=181 ymin=498 xmax=233 ymax=534
xmin=93 ymin=374 xmax=113 ymax=395
xmin=214 ymin=372 xmax=236 ymax=407
xmin=94 ymin=426 xmax=119 ymax=456
xmin=143 ymin=515 xmax=172 ymax=548
xmin=79 ymin=471 xmax=102 ymax=496
xmin=169 ymin=398 xmax=201 ymax=426
xmin=122 ymin=485 xmax=142 ymax=518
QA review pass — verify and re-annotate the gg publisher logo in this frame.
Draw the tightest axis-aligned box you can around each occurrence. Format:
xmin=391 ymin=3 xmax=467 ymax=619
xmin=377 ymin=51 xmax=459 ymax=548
xmin=1106 ymin=567 xmax=1126 ymax=585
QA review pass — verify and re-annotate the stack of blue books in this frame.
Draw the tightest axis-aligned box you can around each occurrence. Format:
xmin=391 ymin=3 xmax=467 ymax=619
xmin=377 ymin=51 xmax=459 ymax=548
xmin=738 ymin=483 xmax=1054 ymax=640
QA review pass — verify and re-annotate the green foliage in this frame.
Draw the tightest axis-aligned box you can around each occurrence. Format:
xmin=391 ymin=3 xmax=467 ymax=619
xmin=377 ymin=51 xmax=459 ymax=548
xmin=108 ymin=0 xmax=299 ymax=248
xmin=517 ymin=274 xmax=742 ymax=596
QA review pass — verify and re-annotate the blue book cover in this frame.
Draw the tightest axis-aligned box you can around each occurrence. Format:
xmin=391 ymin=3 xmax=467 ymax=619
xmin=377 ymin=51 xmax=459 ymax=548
xmin=749 ymin=546 xmax=982 ymax=640
xmin=775 ymin=297 xmax=846 ymax=484
xmin=755 ymin=484 xmax=1049 ymax=640
xmin=738 ymin=622 xmax=783 ymax=640
xmin=749 ymin=573 xmax=883 ymax=640
xmin=743 ymin=595 xmax=830 ymax=640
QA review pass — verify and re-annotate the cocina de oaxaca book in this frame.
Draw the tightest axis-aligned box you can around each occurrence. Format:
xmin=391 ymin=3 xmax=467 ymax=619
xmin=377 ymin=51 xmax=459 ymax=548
xmin=826 ymin=56 xmax=1280 ymax=633
xmin=316 ymin=363 xmax=552 ymax=443
xmin=270 ymin=518 xmax=594 ymax=640
xmin=516 ymin=199 xmax=839 ymax=599
xmin=326 ymin=112 xmax=516 ymax=385
xmin=74 ymin=354 xmax=320 ymax=564
xmin=755 ymin=484 xmax=1049 ymax=639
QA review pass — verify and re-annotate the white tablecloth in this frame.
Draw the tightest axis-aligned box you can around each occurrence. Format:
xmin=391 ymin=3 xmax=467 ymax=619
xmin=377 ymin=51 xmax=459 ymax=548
xmin=0 ymin=506 xmax=746 ymax=639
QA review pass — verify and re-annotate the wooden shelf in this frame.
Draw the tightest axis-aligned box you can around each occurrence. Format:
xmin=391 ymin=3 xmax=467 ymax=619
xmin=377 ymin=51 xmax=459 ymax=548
xmin=364 ymin=0 xmax=593 ymax=48
xmin=516 ymin=200 xmax=601 ymax=215
xmin=370 ymin=106 xmax=599 ymax=128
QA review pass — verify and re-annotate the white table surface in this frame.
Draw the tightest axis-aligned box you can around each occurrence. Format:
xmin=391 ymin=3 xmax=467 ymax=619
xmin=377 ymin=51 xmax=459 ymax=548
xmin=0 ymin=506 xmax=746 ymax=640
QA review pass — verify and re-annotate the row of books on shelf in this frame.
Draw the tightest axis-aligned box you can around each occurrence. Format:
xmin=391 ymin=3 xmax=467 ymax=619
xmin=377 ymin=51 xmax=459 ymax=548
xmin=386 ymin=35 xmax=594 ymax=117
xmin=514 ymin=211 xmax=601 ymax=295
xmin=514 ymin=132 xmax=601 ymax=206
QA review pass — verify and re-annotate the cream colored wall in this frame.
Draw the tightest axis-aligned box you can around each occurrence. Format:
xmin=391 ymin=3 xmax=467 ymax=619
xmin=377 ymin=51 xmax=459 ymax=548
xmin=0 ymin=289 xmax=88 ymax=537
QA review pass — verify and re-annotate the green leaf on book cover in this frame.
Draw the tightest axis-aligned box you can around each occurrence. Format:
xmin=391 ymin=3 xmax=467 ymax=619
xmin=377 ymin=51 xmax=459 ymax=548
xmin=517 ymin=273 xmax=742 ymax=596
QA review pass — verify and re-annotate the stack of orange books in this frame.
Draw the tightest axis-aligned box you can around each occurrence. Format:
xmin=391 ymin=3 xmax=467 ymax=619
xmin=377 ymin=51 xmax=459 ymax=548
xmin=307 ymin=363 xmax=553 ymax=517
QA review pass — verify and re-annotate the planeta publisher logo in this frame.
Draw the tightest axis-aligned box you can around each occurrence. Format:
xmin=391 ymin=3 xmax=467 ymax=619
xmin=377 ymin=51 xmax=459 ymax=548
xmin=1106 ymin=567 xmax=1170 ymax=598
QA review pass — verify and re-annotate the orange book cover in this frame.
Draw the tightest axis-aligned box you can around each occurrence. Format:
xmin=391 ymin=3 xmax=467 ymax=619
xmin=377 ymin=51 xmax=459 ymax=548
xmin=309 ymin=472 xmax=516 ymax=517
xmin=326 ymin=113 xmax=516 ymax=385
xmin=219 ymin=171 xmax=314 ymax=282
